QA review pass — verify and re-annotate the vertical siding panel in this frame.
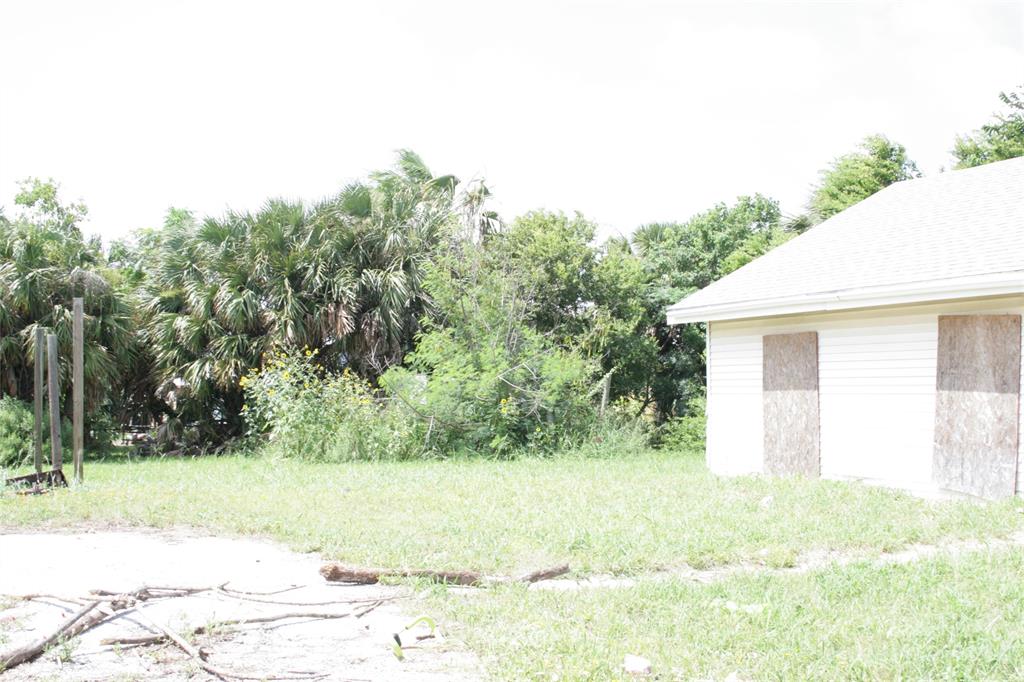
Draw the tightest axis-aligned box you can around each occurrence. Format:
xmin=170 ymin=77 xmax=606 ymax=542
xmin=706 ymin=325 xmax=763 ymax=475
xmin=818 ymin=317 xmax=938 ymax=488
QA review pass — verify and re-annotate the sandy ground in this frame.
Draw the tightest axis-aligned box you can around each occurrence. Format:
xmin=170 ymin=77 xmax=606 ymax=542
xmin=0 ymin=529 xmax=481 ymax=681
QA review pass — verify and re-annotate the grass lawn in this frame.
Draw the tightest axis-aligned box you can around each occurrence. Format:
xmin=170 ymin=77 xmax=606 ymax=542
xmin=427 ymin=549 xmax=1024 ymax=680
xmin=3 ymin=448 xmax=1023 ymax=679
xmin=1 ymin=450 xmax=1020 ymax=574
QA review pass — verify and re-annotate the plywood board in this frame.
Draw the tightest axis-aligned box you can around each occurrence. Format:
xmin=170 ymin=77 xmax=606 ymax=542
xmin=763 ymin=332 xmax=820 ymax=476
xmin=934 ymin=314 xmax=1021 ymax=499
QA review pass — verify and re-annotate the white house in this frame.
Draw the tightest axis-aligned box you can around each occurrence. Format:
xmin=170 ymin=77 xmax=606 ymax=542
xmin=667 ymin=157 xmax=1024 ymax=499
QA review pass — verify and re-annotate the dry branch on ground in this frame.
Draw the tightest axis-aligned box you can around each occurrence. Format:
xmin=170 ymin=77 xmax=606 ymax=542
xmin=318 ymin=562 xmax=570 ymax=586
xmin=0 ymin=584 xmax=379 ymax=678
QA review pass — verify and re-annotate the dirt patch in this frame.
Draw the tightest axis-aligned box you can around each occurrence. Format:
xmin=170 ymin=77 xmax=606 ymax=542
xmin=0 ymin=529 xmax=480 ymax=681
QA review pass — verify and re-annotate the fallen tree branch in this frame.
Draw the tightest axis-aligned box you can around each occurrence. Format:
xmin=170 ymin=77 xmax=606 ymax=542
xmin=515 ymin=564 xmax=571 ymax=583
xmin=319 ymin=562 xmax=570 ymax=586
xmin=0 ymin=600 xmax=104 ymax=670
xmin=320 ymin=564 xmax=484 ymax=586
xmin=0 ymin=585 xmax=210 ymax=672
xmin=2 ymin=582 xmax=380 ymax=676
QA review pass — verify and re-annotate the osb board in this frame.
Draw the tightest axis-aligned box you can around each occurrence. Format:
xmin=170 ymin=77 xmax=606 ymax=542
xmin=763 ymin=331 xmax=820 ymax=477
xmin=933 ymin=314 xmax=1021 ymax=500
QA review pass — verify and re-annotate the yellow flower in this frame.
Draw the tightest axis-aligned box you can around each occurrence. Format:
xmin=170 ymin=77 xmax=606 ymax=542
xmin=282 ymin=371 xmax=290 ymax=380
xmin=305 ymin=350 xmax=312 ymax=357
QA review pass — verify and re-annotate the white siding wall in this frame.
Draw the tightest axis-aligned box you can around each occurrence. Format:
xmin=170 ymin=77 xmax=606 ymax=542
xmin=706 ymin=295 xmax=1024 ymax=495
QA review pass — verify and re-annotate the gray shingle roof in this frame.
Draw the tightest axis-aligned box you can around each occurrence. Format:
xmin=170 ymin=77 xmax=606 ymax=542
xmin=667 ymin=156 xmax=1024 ymax=323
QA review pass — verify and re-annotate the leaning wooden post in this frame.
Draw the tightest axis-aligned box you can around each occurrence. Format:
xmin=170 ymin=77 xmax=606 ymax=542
xmin=33 ymin=327 xmax=45 ymax=475
xmin=46 ymin=333 xmax=63 ymax=472
xmin=73 ymin=298 xmax=84 ymax=483
xmin=599 ymin=373 xmax=611 ymax=417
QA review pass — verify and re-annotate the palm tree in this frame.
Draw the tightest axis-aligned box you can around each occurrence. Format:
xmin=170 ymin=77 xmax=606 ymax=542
xmin=0 ymin=183 xmax=139 ymax=439
xmin=316 ymin=149 xmax=461 ymax=376
xmin=140 ymin=150 xmax=477 ymax=440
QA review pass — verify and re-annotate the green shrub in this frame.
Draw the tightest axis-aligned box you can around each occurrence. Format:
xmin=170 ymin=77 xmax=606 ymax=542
xmin=659 ymin=395 xmax=706 ymax=452
xmin=383 ymin=328 xmax=598 ymax=457
xmin=86 ymin=410 xmax=119 ymax=451
xmin=0 ymin=393 xmax=75 ymax=466
xmin=242 ymin=348 xmax=422 ymax=462
xmin=0 ymin=396 xmax=74 ymax=469
xmin=379 ymin=244 xmax=603 ymax=457
xmin=0 ymin=397 xmax=35 ymax=468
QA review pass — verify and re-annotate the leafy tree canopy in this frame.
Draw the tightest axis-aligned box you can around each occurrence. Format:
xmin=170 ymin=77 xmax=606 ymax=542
xmin=953 ymin=86 xmax=1024 ymax=169
xmin=628 ymin=194 xmax=786 ymax=418
xmin=809 ymin=135 xmax=920 ymax=221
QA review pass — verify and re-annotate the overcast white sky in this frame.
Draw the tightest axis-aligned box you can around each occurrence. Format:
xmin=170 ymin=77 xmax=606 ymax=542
xmin=1 ymin=1 xmax=1022 ymax=243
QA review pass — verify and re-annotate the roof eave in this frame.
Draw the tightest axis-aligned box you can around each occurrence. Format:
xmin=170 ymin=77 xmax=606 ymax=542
xmin=666 ymin=271 xmax=1024 ymax=325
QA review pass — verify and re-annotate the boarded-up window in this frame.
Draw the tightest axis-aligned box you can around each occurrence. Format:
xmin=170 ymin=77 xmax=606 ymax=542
xmin=934 ymin=314 xmax=1021 ymax=500
xmin=763 ymin=332 xmax=820 ymax=476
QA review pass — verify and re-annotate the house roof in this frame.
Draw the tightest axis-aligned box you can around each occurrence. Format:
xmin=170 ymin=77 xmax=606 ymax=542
xmin=667 ymin=156 xmax=1024 ymax=324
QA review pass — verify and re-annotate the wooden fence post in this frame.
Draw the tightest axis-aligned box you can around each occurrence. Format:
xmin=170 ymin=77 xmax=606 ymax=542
xmin=33 ymin=327 xmax=44 ymax=475
xmin=46 ymin=333 xmax=62 ymax=472
xmin=600 ymin=373 xmax=611 ymax=417
xmin=73 ymin=298 xmax=84 ymax=483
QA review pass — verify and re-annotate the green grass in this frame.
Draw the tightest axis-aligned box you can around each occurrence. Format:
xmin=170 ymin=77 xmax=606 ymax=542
xmin=1 ymin=449 xmax=1021 ymax=574
xmin=4 ymin=448 xmax=1024 ymax=679
xmin=426 ymin=549 xmax=1024 ymax=680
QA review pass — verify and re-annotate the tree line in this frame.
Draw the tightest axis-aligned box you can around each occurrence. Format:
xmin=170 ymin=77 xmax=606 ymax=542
xmin=1 ymin=86 xmax=1021 ymax=459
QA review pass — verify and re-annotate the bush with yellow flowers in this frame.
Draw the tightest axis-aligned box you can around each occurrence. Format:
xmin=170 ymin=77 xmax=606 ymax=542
xmin=241 ymin=347 xmax=422 ymax=461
